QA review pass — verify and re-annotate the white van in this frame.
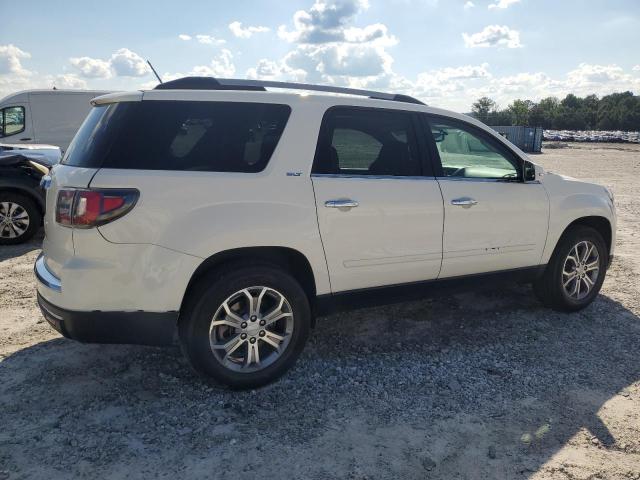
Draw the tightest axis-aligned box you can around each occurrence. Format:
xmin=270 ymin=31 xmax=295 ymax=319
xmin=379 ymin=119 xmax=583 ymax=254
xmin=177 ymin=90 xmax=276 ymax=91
xmin=0 ymin=90 xmax=110 ymax=151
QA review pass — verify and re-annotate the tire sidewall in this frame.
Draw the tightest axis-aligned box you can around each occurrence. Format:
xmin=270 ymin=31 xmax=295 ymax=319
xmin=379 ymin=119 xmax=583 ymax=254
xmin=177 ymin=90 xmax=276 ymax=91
xmin=181 ymin=265 xmax=311 ymax=389
xmin=551 ymin=227 xmax=607 ymax=309
xmin=0 ymin=193 xmax=41 ymax=245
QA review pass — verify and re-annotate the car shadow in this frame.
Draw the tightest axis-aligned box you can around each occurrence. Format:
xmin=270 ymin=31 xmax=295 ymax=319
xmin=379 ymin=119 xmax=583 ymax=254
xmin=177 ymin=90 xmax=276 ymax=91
xmin=0 ymin=229 xmax=43 ymax=261
xmin=0 ymin=285 xmax=638 ymax=479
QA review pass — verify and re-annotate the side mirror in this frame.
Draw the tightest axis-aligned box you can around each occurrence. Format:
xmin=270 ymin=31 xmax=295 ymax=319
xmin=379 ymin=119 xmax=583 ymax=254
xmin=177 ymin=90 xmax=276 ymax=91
xmin=523 ymin=160 xmax=537 ymax=182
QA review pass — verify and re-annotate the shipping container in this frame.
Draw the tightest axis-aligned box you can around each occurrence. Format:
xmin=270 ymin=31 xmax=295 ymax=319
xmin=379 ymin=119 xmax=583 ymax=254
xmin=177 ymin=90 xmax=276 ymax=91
xmin=491 ymin=126 xmax=543 ymax=153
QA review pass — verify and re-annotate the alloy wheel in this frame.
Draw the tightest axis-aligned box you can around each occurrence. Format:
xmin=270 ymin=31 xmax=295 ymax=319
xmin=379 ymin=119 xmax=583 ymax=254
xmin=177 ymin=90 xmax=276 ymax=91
xmin=0 ymin=202 xmax=30 ymax=239
xmin=209 ymin=286 xmax=294 ymax=372
xmin=562 ymin=240 xmax=600 ymax=300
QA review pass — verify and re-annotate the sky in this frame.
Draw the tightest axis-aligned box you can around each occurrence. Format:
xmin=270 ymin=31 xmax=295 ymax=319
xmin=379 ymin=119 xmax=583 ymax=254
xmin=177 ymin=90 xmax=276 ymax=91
xmin=1 ymin=0 xmax=639 ymax=111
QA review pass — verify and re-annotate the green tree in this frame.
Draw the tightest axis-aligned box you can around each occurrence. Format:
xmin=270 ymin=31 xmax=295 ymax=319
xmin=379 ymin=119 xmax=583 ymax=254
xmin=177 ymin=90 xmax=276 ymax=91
xmin=471 ymin=97 xmax=497 ymax=123
xmin=468 ymin=91 xmax=640 ymax=131
xmin=508 ymin=99 xmax=533 ymax=125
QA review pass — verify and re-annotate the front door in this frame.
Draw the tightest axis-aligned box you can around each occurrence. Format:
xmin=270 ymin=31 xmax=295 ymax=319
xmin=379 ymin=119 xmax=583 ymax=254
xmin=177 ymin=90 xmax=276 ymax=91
xmin=424 ymin=115 xmax=549 ymax=279
xmin=312 ymin=107 xmax=444 ymax=293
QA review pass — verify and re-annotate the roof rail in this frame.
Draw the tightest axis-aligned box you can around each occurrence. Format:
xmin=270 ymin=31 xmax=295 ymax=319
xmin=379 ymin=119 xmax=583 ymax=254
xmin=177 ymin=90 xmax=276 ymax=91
xmin=153 ymin=76 xmax=425 ymax=105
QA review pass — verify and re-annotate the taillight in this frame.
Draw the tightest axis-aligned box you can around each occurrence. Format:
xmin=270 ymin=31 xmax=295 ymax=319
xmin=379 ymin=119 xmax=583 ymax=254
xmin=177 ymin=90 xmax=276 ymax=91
xmin=55 ymin=189 xmax=75 ymax=225
xmin=55 ymin=189 xmax=139 ymax=228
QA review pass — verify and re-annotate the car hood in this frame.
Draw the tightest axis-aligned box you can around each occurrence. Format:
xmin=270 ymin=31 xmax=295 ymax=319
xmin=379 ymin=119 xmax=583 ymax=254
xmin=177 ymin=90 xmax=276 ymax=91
xmin=0 ymin=153 xmax=51 ymax=176
xmin=0 ymin=143 xmax=61 ymax=166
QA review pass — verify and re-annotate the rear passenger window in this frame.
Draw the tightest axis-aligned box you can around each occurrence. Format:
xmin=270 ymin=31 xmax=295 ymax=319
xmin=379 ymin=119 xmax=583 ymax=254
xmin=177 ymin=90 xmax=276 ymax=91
xmin=62 ymin=101 xmax=291 ymax=172
xmin=313 ymin=108 xmax=421 ymax=176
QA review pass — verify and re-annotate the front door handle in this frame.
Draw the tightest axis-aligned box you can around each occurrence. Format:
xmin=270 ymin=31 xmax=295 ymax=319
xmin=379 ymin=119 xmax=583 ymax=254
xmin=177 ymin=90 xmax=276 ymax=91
xmin=325 ymin=199 xmax=359 ymax=209
xmin=451 ymin=197 xmax=478 ymax=208
xmin=19 ymin=138 xmax=32 ymax=141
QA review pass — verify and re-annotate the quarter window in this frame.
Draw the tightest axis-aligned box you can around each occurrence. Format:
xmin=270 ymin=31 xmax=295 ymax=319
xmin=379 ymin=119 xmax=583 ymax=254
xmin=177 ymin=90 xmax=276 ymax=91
xmin=428 ymin=118 xmax=519 ymax=180
xmin=63 ymin=101 xmax=291 ymax=172
xmin=313 ymin=108 xmax=422 ymax=176
xmin=0 ymin=106 xmax=25 ymax=137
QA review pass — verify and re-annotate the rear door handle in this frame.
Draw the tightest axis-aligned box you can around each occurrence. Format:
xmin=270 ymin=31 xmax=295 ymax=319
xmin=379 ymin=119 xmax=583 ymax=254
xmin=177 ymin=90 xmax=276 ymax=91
xmin=451 ymin=197 xmax=478 ymax=208
xmin=325 ymin=199 xmax=359 ymax=209
xmin=19 ymin=138 xmax=32 ymax=141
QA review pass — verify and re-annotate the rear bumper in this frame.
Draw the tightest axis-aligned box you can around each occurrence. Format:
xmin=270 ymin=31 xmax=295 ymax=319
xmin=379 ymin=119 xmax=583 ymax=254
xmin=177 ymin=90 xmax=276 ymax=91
xmin=37 ymin=292 xmax=177 ymax=346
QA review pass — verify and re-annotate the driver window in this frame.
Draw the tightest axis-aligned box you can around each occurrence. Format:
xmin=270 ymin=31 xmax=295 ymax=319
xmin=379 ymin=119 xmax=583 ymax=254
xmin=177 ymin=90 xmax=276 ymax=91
xmin=0 ymin=106 xmax=26 ymax=137
xmin=428 ymin=119 xmax=518 ymax=180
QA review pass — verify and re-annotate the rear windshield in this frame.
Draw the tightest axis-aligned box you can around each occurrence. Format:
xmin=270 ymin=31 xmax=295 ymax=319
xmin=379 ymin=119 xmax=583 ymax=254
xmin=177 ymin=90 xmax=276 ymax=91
xmin=62 ymin=101 xmax=291 ymax=172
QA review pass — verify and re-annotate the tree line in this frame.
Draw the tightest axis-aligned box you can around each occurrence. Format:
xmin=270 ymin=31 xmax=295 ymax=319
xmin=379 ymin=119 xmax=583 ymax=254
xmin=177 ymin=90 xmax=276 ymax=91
xmin=470 ymin=91 xmax=640 ymax=131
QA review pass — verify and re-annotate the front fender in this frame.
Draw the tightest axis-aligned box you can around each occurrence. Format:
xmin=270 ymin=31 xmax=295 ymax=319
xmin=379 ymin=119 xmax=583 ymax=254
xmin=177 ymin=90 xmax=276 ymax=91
xmin=541 ymin=190 xmax=615 ymax=264
xmin=0 ymin=172 xmax=46 ymax=211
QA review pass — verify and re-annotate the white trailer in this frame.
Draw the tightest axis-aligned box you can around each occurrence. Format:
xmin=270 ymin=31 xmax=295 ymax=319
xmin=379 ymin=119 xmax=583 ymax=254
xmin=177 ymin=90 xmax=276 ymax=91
xmin=0 ymin=89 xmax=111 ymax=152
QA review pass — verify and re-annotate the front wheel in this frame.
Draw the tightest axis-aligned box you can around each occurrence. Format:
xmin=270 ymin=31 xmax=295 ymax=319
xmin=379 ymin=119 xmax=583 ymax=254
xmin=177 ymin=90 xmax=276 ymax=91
xmin=534 ymin=226 xmax=608 ymax=312
xmin=179 ymin=263 xmax=311 ymax=389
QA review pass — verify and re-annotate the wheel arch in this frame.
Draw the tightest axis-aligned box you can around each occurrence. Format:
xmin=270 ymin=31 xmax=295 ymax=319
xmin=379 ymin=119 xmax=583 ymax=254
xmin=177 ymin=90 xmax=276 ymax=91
xmin=179 ymin=246 xmax=318 ymax=322
xmin=565 ymin=216 xmax=612 ymax=253
xmin=0 ymin=185 xmax=45 ymax=216
xmin=547 ymin=216 xmax=613 ymax=264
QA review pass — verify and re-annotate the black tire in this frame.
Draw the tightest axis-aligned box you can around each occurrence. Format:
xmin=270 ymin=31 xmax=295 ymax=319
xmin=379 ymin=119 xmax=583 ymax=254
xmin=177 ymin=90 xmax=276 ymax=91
xmin=533 ymin=226 xmax=608 ymax=312
xmin=0 ymin=192 xmax=41 ymax=245
xmin=179 ymin=262 xmax=311 ymax=389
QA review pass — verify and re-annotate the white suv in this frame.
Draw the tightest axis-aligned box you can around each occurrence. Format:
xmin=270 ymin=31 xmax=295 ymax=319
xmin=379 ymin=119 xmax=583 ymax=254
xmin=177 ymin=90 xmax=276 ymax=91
xmin=35 ymin=77 xmax=616 ymax=388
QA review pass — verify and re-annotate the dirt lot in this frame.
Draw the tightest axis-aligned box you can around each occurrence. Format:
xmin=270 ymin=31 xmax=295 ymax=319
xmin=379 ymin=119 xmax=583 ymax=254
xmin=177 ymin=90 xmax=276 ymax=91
xmin=1 ymin=143 xmax=639 ymax=479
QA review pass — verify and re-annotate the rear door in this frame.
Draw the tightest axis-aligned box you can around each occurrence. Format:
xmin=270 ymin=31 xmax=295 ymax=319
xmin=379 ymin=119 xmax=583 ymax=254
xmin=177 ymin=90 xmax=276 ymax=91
xmin=311 ymin=106 xmax=444 ymax=293
xmin=423 ymin=115 xmax=549 ymax=278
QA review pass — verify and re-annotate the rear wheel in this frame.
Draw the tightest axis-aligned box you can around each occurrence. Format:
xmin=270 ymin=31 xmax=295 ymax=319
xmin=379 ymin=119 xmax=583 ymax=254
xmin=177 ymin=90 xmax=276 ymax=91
xmin=179 ymin=263 xmax=311 ymax=389
xmin=534 ymin=226 xmax=607 ymax=312
xmin=0 ymin=193 xmax=41 ymax=245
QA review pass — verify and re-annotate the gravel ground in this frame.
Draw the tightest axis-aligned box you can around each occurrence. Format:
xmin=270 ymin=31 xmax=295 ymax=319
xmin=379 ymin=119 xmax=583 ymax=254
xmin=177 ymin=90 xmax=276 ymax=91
xmin=1 ymin=143 xmax=639 ymax=479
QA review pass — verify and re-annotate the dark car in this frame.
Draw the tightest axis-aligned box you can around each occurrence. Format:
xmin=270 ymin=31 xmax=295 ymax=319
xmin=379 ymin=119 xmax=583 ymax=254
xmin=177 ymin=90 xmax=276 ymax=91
xmin=0 ymin=151 xmax=52 ymax=244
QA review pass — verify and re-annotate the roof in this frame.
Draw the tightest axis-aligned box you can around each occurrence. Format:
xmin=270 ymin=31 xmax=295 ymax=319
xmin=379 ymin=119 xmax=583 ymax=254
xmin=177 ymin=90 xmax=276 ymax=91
xmin=0 ymin=89 xmax=112 ymax=104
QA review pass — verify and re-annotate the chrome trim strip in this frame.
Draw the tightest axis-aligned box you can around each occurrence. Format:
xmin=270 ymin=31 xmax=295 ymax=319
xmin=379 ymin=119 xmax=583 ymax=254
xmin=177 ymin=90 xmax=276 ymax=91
xmin=344 ymin=252 xmax=441 ymax=268
xmin=436 ymin=176 xmax=541 ymax=184
xmin=34 ymin=253 xmax=62 ymax=292
xmin=311 ymin=174 xmax=437 ymax=181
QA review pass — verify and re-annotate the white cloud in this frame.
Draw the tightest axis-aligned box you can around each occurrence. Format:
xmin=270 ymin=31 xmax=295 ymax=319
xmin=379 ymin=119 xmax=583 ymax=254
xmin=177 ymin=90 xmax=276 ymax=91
xmin=110 ymin=48 xmax=150 ymax=76
xmin=140 ymin=50 xmax=237 ymax=89
xmin=463 ymin=25 xmax=522 ymax=48
xmin=433 ymin=64 xmax=491 ymax=81
xmin=267 ymin=0 xmax=397 ymax=88
xmin=50 ymin=74 xmax=88 ymax=89
xmin=562 ymin=63 xmax=640 ymax=96
xmin=0 ymin=44 xmax=32 ymax=76
xmin=228 ymin=21 xmax=270 ymax=39
xmin=189 ymin=49 xmax=236 ymax=77
xmin=0 ymin=71 xmax=87 ymax=99
xmin=195 ymin=35 xmax=226 ymax=45
xmin=634 ymin=65 xmax=640 ymax=72
xmin=178 ymin=34 xmax=192 ymax=41
xmin=464 ymin=1 xmax=475 ymax=9
xmin=69 ymin=56 xmax=112 ymax=78
xmin=343 ymin=24 xmax=397 ymax=46
xmin=488 ymin=0 xmax=520 ymax=9
xmin=246 ymin=58 xmax=307 ymax=82
xmin=278 ymin=0 xmax=371 ymax=44
xmin=69 ymin=48 xmax=149 ymax=79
